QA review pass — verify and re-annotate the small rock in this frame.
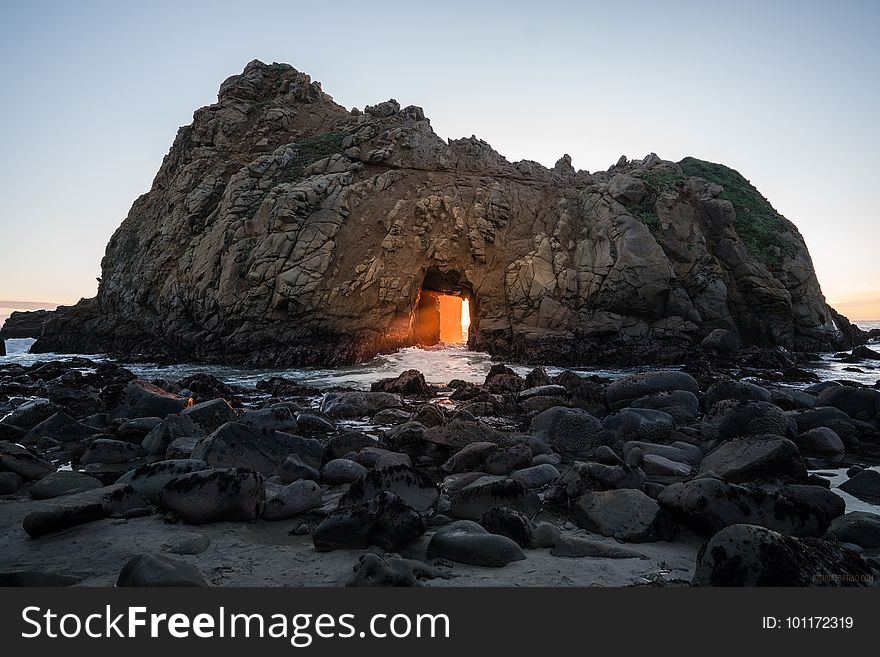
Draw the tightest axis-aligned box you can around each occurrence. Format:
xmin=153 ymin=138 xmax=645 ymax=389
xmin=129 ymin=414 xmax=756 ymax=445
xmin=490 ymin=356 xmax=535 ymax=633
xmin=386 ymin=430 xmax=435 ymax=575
xmin=641 ymin=453 xmax=692 ymax=476
xmin=827 ymin=511 xmax=880 ymax=548
xmin=574 ymin=489 xmax=678 ymax=542
xmin=794 ymin=427 xmax=845 ymax=454
xmin=371 ymin=369 xmax=432 ymax=396
xmin=480 ymin=506 xmax=534 ymax=548
xmin=277 ymin=454 xmax=321 ymax=483
xmin=320 ymin=391 xmax=404 ymax=419
xmin=0 ymin=472 xmax=23 ymax=494
xmin=550 ymin=534 xmax=647 ymax=559
xmin=162 ymin=533 xmax=211 ymax=555
xmin=838 ymin=469 xmax=880 ymax=504
xmin=510 ymin=463 xmax=560 ymax=489
xmin=117 ymin=554 xmax=207 ymax=587
xmin=263 ymin=480 xmax=323 ymax=520
xmin=346 ymin=553 xmax=448 ymax=587
xmin=322 ymin=458 xmax=367 ymax=485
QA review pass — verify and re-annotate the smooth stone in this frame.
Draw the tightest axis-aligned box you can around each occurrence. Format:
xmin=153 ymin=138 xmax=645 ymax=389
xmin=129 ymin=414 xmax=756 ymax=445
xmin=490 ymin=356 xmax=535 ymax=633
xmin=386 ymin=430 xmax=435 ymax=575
xmin=277 ymin=454 xmax=321 ymax=483
xmin=550 ymin=534 xmax=647 ymax=559
xmin=321 ymin=458 xmax=367 ymax=485
xmin=510 ymin=463 xmax=560 ymax=489
xmin=116 ymin=459 xmax=211 ymax=501
xmin=426 ymin=520 xmax=525 ymax=567
xmin=158 ymin=468 xmax=264 ymax=524
xmin=641 ymin=453 xmax=692 ymax=476
xmin=794 ymin=427 xmax=845 ymax=454
xmin=838 ymin=469 xmax=880 ymax=504
xmin=827 ymin=511 xmax=880 ymax=548
xmin=81 ymin=438 xmax=142 ymax=465
xmin=29 ymin=471 xmax=103 ymax=500
xmin=117 ymin=554 xmax=208 ymax=587
xmin=574 ymin=488 xmax=678 ymax=542
xmin=262 ymin=480 xmax=323 ymax=520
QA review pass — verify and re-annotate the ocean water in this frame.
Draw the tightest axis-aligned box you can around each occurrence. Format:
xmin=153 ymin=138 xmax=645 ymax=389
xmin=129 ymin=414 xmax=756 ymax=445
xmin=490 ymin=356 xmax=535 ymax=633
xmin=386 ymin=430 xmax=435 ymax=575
xmin=2 ymin=323 xmax=879 ymax=390
xmin=0 ymin=338 xmax=646 ymax=389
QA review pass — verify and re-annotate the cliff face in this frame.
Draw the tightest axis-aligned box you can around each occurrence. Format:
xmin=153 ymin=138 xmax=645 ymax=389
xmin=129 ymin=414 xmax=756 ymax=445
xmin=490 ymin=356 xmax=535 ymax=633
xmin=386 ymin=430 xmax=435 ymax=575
xmin=32 ymin=60 xmax=857 ymax=365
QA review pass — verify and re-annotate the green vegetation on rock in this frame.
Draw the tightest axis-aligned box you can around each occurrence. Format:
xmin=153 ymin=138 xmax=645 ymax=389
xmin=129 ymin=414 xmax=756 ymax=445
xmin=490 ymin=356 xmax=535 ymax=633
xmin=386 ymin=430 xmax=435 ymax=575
xmin=679 ymin=157 xmax=796 ymax=267
xmin=276 ymin=131 xmax=349 ymax=184
xmin=631 ymin=168 xmax=685 ymax=232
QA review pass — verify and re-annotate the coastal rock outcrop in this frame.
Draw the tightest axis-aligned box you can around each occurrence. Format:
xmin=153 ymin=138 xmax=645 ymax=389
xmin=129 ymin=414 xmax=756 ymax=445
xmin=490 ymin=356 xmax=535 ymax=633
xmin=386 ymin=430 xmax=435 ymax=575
xmin=25 ymin=60 xmax=858 ymax=366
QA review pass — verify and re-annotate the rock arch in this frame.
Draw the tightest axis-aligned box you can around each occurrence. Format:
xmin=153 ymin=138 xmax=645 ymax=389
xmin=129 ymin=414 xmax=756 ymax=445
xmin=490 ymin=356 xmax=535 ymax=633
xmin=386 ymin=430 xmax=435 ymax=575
xmin=411 ymin=267 xmax=476 ymax=346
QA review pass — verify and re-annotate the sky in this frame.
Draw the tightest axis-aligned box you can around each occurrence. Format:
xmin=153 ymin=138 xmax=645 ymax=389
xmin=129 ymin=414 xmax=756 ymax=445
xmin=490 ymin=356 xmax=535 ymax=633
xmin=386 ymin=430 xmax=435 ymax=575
xmin=0 ymin=0 xmax=878 ymax=320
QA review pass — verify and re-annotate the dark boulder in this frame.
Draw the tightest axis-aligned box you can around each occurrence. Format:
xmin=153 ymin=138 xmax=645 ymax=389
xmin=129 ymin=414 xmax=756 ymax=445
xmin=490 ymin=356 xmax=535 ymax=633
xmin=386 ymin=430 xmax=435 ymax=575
xmin=341 ymin=465 xmax=439 ymax=512
xmin=658 ymin=477 xmax=835 ymax=537
xmin=574 ymin=489 xmax=678 ymax=542
xmin=693 ymin=524 xmax=873 ymax=586
xmin=192 ymin=421 xmax=323 ymax=475
xmin=426 ymin=520 xmax=525 ymax=567
xmin=116 ymin=459 xmax=211 ymax=501
xmin=81 ymin=438 xmax=142 ymax=465
xmin=703 ymin=380 xmax=771 ymax=410
xmin=697 ymin=435 xmax=807 ymax=483
xmin=158 ymin=468 xmax=264 ymax=524
xmin=702 ymin=400 xmax=791 ymax=440
xmin=141 ymin=414 xmax=200 ymax=456
xmin=22 ymin=411 xmax=100 ymax=445
xmin=371 ymin=369 xmax=432 ymax=396
xmin=22 ymin=483 xmax=144 ymax=538
xmin=319 ymin=391 xmax=403 ymax=419
xmin=181 ymin=398 xmax=238 ymax=433
xmin=827 ymin=511 xmax=880 ymax=548
xmin=838 ymin=469 xmax=880 ymax=505
xmin=109 ymin=380 xmax=187 ymax=420
xmin=480 ymin=506 xmax=534 ymax=548
xmin=313 ymin=491 xmax=425 ymax=552
xmin=0 ymin=440 xmax=55 ymax=480
xmin=602 ymin=408 xmax=674 ymax=443
xmin=29 ymin=471 xmax=103 ymax=500
xmin=422 ymin=419 xmax=503 ymax=450
xmin=816 ymin=386 xmax=880 ymax=422
xmin=529 ymin=407 xmax=605 ymax=456
xmin=606 ymin=371 xmax=699 ymax=410
xmin=448 ymin=479 xmax=541 ymax=520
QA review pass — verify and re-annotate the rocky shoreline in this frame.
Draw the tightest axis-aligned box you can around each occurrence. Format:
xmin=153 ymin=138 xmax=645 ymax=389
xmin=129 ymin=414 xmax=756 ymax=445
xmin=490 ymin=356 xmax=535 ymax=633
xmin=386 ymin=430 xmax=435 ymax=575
xmin=1 ymin=345 xmax=879 ymax=587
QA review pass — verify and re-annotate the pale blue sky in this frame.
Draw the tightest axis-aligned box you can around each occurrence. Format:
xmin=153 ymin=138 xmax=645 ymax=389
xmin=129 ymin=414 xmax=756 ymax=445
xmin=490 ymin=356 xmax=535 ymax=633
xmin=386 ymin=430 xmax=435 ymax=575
xmin=1 ymin=0 xmax=878 ymax=318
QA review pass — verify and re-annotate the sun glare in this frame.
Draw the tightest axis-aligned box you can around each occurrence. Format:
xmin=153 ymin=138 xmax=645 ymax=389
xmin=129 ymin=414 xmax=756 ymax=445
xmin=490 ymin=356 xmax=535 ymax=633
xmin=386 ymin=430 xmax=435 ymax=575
xmin=461 ymin=297 xmax=471 ymax=338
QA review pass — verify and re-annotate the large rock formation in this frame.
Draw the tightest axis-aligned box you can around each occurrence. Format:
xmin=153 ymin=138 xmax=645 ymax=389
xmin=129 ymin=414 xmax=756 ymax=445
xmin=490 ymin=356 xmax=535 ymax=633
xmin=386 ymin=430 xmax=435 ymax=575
xmin=0 ymin=309 xmax=58 ymax=339
xmin=31 ymin=60 xmax=858 ymax=366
